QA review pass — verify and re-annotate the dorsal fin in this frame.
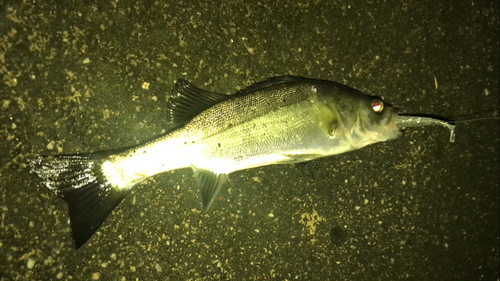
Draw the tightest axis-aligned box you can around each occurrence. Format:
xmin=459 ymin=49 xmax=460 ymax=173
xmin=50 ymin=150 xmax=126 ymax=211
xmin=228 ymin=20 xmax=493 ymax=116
xmin=234 ymin=75 xmax=300 ymax=96
xmin=168 ymin=76 xmax=305 ymax=125
xmin=167 ymin=80 xmax=232 ymax=125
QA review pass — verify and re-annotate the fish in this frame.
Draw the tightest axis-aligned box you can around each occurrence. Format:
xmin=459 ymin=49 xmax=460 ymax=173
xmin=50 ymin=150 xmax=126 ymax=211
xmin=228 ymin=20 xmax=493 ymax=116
xmin=30 ymin=76 xmax=455 ymax=248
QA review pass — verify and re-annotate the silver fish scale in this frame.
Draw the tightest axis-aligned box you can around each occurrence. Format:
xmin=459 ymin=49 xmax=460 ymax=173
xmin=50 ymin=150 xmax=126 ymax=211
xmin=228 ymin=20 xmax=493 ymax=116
xmin=165 ymin=82 xmax=346 ymax=172
xmin=109 ymin=79 xmax=398 ymax=181
xmin=181 ymin=82 xmax=313 ymax=140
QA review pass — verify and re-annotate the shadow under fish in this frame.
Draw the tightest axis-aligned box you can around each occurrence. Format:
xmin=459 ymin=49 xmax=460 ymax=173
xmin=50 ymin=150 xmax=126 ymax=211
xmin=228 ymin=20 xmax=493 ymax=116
xmin=30 ymin=76 xmax=455 ymax=249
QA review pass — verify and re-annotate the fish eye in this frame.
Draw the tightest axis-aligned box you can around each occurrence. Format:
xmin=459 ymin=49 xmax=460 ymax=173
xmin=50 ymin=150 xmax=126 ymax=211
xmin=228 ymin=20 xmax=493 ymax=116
xmin=371 ymin=99 xmax=384 ymax=113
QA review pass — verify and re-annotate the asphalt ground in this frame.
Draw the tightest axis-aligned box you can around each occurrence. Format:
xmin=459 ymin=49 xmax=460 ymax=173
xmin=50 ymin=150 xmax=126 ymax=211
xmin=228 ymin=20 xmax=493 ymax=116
xmin=1 ymin=0 xmax=498 ymax=280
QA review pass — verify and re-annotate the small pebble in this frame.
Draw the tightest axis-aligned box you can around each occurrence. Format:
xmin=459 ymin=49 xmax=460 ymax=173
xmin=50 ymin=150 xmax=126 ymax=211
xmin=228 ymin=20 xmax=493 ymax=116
xmin=155 ymin=263 xmax=162 ymax=273
xmin=27 ymin=258 xmax=35 ymax=269
xmin=46 ymin=140 xmax=55 ymax=150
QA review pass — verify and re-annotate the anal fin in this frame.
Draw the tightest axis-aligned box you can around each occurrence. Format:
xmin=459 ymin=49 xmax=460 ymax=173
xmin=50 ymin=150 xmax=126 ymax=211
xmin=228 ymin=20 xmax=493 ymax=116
xmin=193 ymin=168 xmax=228 ymax=212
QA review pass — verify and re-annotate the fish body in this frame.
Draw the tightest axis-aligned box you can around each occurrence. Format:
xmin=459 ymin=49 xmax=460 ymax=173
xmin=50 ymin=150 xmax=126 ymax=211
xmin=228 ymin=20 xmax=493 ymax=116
xmin=108 ymin=76 xmax=399 ymax=188
xmin=30 ymin=76 xmax=451 ymax=248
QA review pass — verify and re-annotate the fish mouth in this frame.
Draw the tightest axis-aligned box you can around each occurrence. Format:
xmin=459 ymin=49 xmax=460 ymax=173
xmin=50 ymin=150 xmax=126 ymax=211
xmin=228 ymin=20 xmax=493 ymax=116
xmin=382 ymin=107 xmax=402 ymax=140
xmin=355 ymin=107 xmax=401 ymax=145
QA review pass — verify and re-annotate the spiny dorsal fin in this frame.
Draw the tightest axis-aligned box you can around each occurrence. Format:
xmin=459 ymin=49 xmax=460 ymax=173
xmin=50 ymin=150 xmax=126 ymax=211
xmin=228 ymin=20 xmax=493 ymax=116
xmin=234 ymin=75 xmax=301 ymax=96
xmin=168 ymin=80 xmax=232 ymax=125
xmin=168 ymin=77 xmax=307 ymax=125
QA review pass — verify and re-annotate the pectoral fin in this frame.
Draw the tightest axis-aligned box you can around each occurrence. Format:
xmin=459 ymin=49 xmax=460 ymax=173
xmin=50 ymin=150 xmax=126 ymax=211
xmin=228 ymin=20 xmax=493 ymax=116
xmin=193 ymin=168 xmax=228 ymax=212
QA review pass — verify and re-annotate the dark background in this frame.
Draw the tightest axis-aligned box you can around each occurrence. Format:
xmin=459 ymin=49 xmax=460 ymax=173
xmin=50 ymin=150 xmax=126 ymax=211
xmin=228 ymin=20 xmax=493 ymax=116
xmin=0 ymin=0 xmax=498 ymax=280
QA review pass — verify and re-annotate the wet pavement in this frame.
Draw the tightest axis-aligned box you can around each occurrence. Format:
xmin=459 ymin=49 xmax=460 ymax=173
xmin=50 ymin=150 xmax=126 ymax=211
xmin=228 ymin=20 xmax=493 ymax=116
xmin=0 ymin=0 xmax=499 ymax=280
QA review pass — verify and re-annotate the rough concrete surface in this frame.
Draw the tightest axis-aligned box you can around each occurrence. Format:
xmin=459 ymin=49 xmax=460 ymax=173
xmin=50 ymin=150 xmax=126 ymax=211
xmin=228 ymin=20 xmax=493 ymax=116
xmin=0 ymin=0 xmax=498 ymax=280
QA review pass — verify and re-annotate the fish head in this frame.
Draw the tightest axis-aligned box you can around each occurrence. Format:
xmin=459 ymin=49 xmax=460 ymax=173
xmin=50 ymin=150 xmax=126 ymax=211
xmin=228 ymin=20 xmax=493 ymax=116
xmin=349 ymin=96 xmax=401 ymax=146
xmin=318 ymin=85 xmax=402 ymax=148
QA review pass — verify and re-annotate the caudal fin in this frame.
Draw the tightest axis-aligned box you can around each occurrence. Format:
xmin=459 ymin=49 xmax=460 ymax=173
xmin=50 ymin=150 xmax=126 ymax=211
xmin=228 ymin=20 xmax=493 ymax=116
xmin=30 ymin=154 xmax=133 ymax=249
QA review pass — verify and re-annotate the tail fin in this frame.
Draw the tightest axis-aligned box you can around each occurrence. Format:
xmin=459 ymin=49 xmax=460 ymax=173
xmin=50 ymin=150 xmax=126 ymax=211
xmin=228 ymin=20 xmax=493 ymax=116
xmin=30 ymin=153 xmax=133 ymax=249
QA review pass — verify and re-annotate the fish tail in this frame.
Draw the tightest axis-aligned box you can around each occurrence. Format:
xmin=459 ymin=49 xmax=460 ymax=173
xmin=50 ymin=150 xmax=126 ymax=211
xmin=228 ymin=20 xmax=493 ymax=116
xmin=30 ymin=153 xmax=133 ymax=249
